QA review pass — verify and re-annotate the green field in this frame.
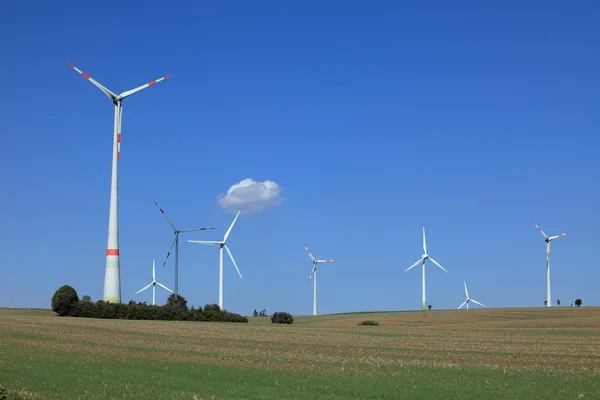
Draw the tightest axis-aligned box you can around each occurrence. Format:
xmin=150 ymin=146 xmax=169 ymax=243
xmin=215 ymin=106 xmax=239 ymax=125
xmin=1 ymin=307 xmax=599 ymax=399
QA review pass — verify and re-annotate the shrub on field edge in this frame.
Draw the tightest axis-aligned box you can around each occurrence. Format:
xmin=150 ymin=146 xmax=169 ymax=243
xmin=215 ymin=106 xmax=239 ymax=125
xmin=51 ymin=286 xmax=248 ymax=323
xmin=271 ymin=311 xmax=293 ymax=324
xmin=51 ymin=285 xmax=80 ymax=316
xmin=358 ymin=320 xmax=379 ymax=326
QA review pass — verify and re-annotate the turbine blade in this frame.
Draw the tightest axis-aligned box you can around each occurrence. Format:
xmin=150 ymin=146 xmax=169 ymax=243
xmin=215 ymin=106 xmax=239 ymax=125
xmin=161 ymin=236 xmax=177 ymax=268
xmin=304 ymin=244 xmax=316 ymax=262
xmin=457 ymin=300 xmax=467 ymax=309
xmin=117 ymin=74 xmax=171 ymax=100
xmin=66 ymin=62 xmax=116 ymax=100
xmin=532 ymin=221 xmax=549 ymax=239
xmin=308 ymin=263 xmax=318 ymax=282
xmin=156 ymin=282 xmax=174 ymax=293
xmin=135 ymin=283 xmax=153 ymax=295
xmin=224 ymin=245 xmax=242 ymax=278
xmin=152 ymin=260 xmax=156 ymax=280
xmin=464 ymin=281 xmax=469 ymax=298
xmin=429 ymin=257 xmax=447 ymax=272
xmin=422 ymin=227 xmax=427 ymax=254
xmin=224 ymin=211 xmax=240 ymax=242
xmin=316 ymin=259 xmax=336 ymax=263
xmin=470 ymin=299 xmax=486 ymax=307
xmin=179 ymin=227 xmax=216 ymax=233
xmin=187 ymin=240 xmax=222 ymax=246
xmin=549 ymin=232 xmax=568 ymax=240
xmin=153 ymin=200 xmax=178 ymax=231
xmin=405 ymin=258 xmax=423 ymax=272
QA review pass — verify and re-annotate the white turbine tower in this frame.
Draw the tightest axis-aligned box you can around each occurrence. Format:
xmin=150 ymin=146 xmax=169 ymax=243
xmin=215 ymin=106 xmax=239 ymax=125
xmin=135 ymin=260 xmax=174 ymax=306
xmin=457 ymin=281 xmax=485 ymax=309
xmin=67 ymin=62 xmax=170 ymax=303
xmin=304 ymin=244 xmax=336 ymax=316
xmin=188 ymin=211 xmax=242 ymax=309
xmin=532 ymin=221 xmax=568 ymax=307
xmin=153 ymin=200 xmax=215 ymax=296
xmin=405 ymin=227 xmax=448 ymax=311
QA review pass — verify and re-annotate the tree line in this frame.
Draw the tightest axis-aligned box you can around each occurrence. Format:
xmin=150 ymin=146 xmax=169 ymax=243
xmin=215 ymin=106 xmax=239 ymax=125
xmin=51 ymin=285 xmax=248 ymax=323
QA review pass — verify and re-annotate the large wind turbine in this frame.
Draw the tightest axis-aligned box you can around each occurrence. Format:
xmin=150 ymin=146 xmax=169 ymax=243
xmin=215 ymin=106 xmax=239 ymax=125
xmin=153 ymin=200 xmax=214 ymax=296
xmin=304 ymin=244 xmax=336 ymax=316
xmin=532 ymin=221 xmax=568 ymax=307
xmin=405 ymin=227 xmax=448 ymax=310
xmin=188 ymin=211 xmax=242 ymax=309
xmin=457 ymin=281 xmax=485 ymax=309
xmin=67 ymin=62 xmax=170 ymax=303
xmin=135 ymin=260 xmax=173 ymax=306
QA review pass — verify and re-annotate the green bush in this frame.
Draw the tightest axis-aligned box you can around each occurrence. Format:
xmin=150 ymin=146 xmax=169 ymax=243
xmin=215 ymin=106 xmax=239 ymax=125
xmin=54 ymin=286 xmax=248 ymax=323
xmin=51 ymin=285 xmax=80 ymax=316
xmin=271 ymin=311 xmax=293 ymax=324
xmin=358 ymin=320 xmax=379 ymax=326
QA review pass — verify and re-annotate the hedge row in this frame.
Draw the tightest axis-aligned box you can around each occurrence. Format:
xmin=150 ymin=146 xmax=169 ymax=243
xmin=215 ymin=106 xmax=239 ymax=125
xmin=51 ymin=285 xmax=248 ymax=323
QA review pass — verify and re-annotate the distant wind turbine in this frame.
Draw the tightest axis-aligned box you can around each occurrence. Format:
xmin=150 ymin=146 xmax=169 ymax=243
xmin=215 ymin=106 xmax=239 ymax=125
xmin=153 ymin=200 xmax=215 ymax=296
xmin=135 ymin=260 xmax=173 ymax=306
xmin=532 ymin=221 xmax=568 ymax=308
xmin=405 ymin=227 xmax=448 ymax=311
xmin=188 ymin=211 xmax=242 ymax=310
xmin=457 ymin=281 xmax=485 ymax=309
xmin=304 ymin=244 xmax=336 ymax=316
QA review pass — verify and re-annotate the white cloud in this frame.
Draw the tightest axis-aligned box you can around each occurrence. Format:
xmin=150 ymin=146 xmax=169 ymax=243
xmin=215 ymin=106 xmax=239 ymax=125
xmin=217 ymin=178 xmax=284 ymax=215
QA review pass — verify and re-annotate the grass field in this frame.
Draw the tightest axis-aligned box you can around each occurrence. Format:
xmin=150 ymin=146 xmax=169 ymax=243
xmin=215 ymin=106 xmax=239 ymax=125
xmin=1 ymin=307 xmax=600 ymax=399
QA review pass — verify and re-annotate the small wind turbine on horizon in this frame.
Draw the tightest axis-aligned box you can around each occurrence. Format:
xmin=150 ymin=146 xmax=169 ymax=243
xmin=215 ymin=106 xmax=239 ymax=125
xmin=135 ymin=260 xmax=173 ymax=306
xmin=188 ymin=211 xmax=242 ymax=310
xmin=457 ymin=281 xmax=485 ymax=309
xmin=532 ymin=221 xmax=568 ymax=308
xmin=405 ymin=227 xmax=448 ymax=311
xmin=153 ymin=200 xmax=215 ymax=296
xmin=304 ymin=244 xmax=336 ymax=316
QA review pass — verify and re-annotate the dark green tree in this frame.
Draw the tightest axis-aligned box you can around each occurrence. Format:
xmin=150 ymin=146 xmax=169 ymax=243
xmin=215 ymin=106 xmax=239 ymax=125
xmin=557 ymin=299 xmax=561 ymax=306
xmin=428 ymin=305 xmax=432 ymax=310
xmin=271 ymin=311 xmax=293 ymax=324
xmin=51 ymin=285 xmax=80 ymax=316
xmin=575 ymin=299 xmax=582 ymax=307
xmin=544 ymin=300 xmax=548 ymax=306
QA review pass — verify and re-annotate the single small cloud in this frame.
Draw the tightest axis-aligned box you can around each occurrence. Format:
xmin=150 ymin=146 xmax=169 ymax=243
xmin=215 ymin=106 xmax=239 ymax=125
xmin=217 ymin=178 xmax=284 ymax=215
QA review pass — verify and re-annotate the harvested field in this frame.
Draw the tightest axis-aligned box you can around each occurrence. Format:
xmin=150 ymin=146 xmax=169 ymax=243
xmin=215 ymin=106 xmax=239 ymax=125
xmin=1 ymin=307 xmax=600 ymax=399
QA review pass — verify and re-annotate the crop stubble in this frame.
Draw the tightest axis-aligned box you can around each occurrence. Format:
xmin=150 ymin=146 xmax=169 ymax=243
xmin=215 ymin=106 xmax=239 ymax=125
xmin=1 ymin=308 xmax=599 ymax=376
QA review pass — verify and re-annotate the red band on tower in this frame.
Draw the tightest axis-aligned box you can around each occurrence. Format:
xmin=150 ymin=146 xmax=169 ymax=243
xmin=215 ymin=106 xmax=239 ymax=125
xmin=107 ymin=249 xmax=119 ymax=256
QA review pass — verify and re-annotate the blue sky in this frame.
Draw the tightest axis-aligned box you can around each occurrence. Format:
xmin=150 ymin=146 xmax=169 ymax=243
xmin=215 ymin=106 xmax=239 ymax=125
xmin=1 ymin=1 xmax=599 ymax=315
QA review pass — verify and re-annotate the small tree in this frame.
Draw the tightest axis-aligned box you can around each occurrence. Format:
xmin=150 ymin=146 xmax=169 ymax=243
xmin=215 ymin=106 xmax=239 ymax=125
xmin=557 ymin=299 xmax=561 ymax=306
xmin=166 ymin=294 xmax=188 ymax=311
xmin=271 ymin=312 xmax=293 ymax=324
xmin=544 ymin=300 xmax=548 ymax=307
xmin=51 ymin=285 xmax=80 ymax=316
xmin=575 ymin=299 xmax=582 ymax=307
xmin=428 ymin=305 xmax=432 ymax=310
xmin=82 ymin=295 xmax=92 ymax=302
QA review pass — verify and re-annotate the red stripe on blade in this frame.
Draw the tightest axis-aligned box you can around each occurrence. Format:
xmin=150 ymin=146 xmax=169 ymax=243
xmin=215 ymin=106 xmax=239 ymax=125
xmin=82 ymin=72 xmax=91 ymax=80
xmin=148 ymin=80 xmax=157 ymax=86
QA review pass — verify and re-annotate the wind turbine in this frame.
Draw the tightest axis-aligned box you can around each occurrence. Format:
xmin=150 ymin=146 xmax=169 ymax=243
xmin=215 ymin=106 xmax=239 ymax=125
xmin=67 ymin=62 xmax=170 ymax=303
xmin=532 ymin=221 xmax=568 ymax=307
xmin=405 ymin=227 xmax=448 ymax=311
xmin=457 ymin=281 xmax=485 ymax=309
xmin=135 ymin=260 xmax=174 ymax=306
xmin=188 ymin=211 xmax=242 ymax=309
xmin=304 ymin=244 xmax=336 ymax=316
xmin=153 ymin=200 xmax=214 ymax=296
